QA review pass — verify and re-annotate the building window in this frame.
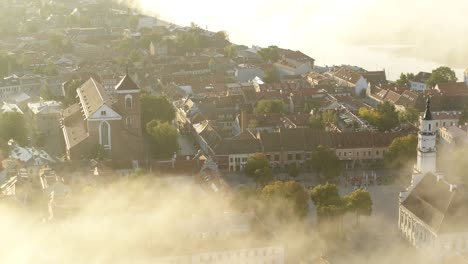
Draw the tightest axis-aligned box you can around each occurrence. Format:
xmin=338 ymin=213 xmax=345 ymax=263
xmin=376 ymin=150 xmax=380 ymax=155
xmin=275 ymin=155 xmax=279 ymax=161
xmin=266 ymin=155 xmax=271 ymax=161
xmin=101 ymin=110 xmax=107 ymax=116
xmin=288 ymin=154 xmax=293 ymax=160
xmin=295 ymin=153 xmax=301 ymax=160
xmin=344 ymin=152 xmax=347 ymax=157
xmin=99 ymin=121 xmax=111 ymax=149
xmin=125 ymin=94 xmax=133 ymax=109
xmin=125 ymin=117 xmax=132 ymax=127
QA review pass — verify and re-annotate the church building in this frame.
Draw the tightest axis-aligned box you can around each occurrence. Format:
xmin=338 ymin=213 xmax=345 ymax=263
xmin=61 ymin=74 xmax=143 ymax=161
xmin=399 ymin=98 xmax=468 ymax=261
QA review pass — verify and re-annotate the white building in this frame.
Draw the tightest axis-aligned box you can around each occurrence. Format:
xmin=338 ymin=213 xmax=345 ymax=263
xmin=399 ymin=98 xmax=468 ymax=263
xmin=410 ymin=72 xmax=431 ymax=91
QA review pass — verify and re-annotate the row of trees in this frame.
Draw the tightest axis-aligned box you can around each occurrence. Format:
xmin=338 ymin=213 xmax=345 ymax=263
xmin=233 ymin=181 xmax=372 ymax=227
xmin=244 ymin=146 xmax=342 ymax=187
xmin=311 ymin=183 xmax=372 ymax=226
xmin=396 ymin=66 xmax=457 ymax=88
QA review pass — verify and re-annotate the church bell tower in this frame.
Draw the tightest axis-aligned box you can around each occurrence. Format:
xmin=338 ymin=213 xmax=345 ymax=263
xmin=415 ymin=98 xmax=436 ymax=174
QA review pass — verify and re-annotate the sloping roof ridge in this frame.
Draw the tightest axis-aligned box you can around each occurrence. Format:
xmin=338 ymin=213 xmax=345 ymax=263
xmin=90 ymin=77 xmax=104 ymax=103
xmin=436 ymin=186 xmax=457 ymax=232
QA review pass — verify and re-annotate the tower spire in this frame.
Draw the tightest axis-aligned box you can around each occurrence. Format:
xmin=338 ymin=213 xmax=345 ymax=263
xmin=423 ymin=97 xmax=432 ymax=120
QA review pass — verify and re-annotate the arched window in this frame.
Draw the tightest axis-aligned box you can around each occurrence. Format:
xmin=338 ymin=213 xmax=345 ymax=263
xmin=99 ymin=121 xmax=111 ymax=149
xmin=125 ymin=94 xmax=132 ymax=109
xmin=126 ymin=117 xmax=132 ymax=127
xmin=428 ymin=123 xmax=432 ymax=131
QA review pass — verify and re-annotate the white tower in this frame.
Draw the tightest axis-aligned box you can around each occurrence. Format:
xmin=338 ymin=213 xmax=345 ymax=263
xmin=416 ymin=98 xmax=436 ymax=174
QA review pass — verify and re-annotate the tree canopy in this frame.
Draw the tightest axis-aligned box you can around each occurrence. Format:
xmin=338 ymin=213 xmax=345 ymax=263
xmin=426 ymin=66 xmax=457 ymax=88
xmin=263 ymin=68 xmax=280 ymax=84
xmin=224 ymin=44 xmax=237 ymax=59
xmin=254 ymin=99 xmax=285 ymax=114
xmin=309 ymin=145 xmax=341 ymax=180
xmin=146 ymin=120 xmax=178 ymax=159
xmin=140 ymin=94 xmax=175 ymax=128
xmin=261 ymin=180 xmax=309 ymax=220
xmin=311 ymin=183 xmax=347 ymax=222
xmin=384 ymin=134 xmax=417 ymax=168
xmin=0 ymin=112 xmax=27 ymax=146
xmin=396 ymin=72 xmax=415 ymax=87
xmin=398 ymin=107 xmax=419 ymax=124
xmin=258 ymin=45 xmax=280 ymax=62
xmin=359 ymin=102 xmax=399 ymax=131
xmin=346 ymin=189 xmax=372 ymax=226
xmin=245 ymin=153 xmax=272 ymax=186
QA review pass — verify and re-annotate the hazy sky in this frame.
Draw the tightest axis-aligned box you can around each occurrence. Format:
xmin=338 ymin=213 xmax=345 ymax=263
xmin=132 ymin=0 xmax=468 ymax=79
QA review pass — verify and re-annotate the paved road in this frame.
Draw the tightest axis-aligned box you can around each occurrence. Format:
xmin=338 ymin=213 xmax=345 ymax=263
xmin=177 ymin=131 xmax=198 ymax=156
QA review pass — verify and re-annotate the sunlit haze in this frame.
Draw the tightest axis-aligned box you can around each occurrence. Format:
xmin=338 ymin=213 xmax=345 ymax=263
xmin=135 ymin=0 xmax=468 ymax=79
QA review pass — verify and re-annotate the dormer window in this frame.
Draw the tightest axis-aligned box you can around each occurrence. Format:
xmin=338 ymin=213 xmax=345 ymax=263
xmin=125 ymin=94 xmax=132 ymax=109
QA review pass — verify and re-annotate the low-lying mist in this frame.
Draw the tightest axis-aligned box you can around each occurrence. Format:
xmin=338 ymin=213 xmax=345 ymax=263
xmin=0 ymin=172 xmax=435 ymax=263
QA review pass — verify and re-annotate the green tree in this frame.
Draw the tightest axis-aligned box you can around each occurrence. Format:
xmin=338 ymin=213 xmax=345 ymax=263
xmin=360 ymin=102 xmax=399 ymax=131
xmin=375 ymin=101 xmax=399 ymax=131
xmin=258 ymin=45 xmax=280 ymax=62
xmin=261 ymin=180 xmax=309 ymax=220
xmin=0 ymin=112 xmax=28 ymax=145
xmin=129 ymin=50 xmax=141 ymax=62
xmin=396 ymin=72 xmax=415 ymax=87
xmin=309 ymin=115 xmax=324 ymax=129
xmin=309 ymin=145 xmax=341 ymax=181
xmin=426 ymin=66 xmax=457 ymax=88
xmin=139 ymin=32 xmax=162 ymax=49
xmin=140 ymin=94 xmax=175 ymax=128
xmin=263 ymin=68 xmax=280 ymax=84
xmin=146 ymin=120 xmax=178 ymax=159
xmin=245 ymin=153 xmax=272 ymax=186
xmin=287 ymin=163 xmax=299 ymax=180
xmin=40 ymin=85 xmax=56 ymax=101
xmin=384 ymin=134 xmax=418 ymax=168
xmin=346 ymin=189 xmax=372 ymax=226
xmin=398 ymin=107 xmax=419 ymax=124
xmin=459 ymin=107 xmax=468 ymax=125
xmin=311 ymin=183 xmax=347 ymax=222
xmin=88 ymin=144 xmax=108 ymax=161
xmin=0 ymin=52 xmax=17 ymax=77
xmin=224 ymin=44 xmax=237 ymax=59
xmin=254 ymin=99 xmax=285 ymax=114
xmin=62 ymin=77 xmax=83 ymax=106
xmin=322 ymin=110 xmax=337 ymax=128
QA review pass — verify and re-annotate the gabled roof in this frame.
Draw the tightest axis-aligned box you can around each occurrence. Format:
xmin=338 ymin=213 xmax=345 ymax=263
xmin=402 ymin=173 xmax=468 ymax=233
xmin=363 ymin=71 xmax=387 ymax=86
xmin=77 ymin=78 xmax=113 ymax=118
xmin=333 ymin=67 xmax=362 ymax=84
xmin=413 ymin=72 xmax=431 ymax=83
xmin=115 ymin=74 xmax=139 ymax=91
